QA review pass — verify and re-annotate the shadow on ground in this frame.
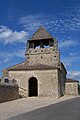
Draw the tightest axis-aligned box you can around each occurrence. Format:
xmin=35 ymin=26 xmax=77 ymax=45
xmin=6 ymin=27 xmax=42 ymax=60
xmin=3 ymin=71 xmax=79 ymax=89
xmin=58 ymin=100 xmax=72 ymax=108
xmin=7 ymin=97 xmax=80 ymax=120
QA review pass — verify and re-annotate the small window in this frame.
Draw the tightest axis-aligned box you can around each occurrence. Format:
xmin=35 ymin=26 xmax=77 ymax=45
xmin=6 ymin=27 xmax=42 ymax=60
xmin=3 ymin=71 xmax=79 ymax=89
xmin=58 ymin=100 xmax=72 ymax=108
xmin=4 ymin=78 xmax=9 ymax=83
xmin=35 ymin=50 xmax=37 ymax=52
xmin=27 ymin=56 xmax=29 ymax=59
xmin=29 ymin=50 xmax=31 ymax=53
xmin=41 ymin=50 xmax=43 ymax=52
xmin=54 ymin=56 xmax=56 ymax=57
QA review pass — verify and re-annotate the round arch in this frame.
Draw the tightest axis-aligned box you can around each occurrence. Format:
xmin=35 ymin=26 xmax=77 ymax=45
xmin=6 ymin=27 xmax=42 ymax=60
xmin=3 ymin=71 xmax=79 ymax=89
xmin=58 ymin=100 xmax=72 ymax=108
xmin=28 ymin=77 xmax=38 ymax=97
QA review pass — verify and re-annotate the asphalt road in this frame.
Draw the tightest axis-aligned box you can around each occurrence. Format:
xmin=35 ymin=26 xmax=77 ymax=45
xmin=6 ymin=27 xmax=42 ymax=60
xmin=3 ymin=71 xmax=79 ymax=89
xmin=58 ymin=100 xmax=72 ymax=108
xmin=7 ymin=97 xmax=80 ymax=120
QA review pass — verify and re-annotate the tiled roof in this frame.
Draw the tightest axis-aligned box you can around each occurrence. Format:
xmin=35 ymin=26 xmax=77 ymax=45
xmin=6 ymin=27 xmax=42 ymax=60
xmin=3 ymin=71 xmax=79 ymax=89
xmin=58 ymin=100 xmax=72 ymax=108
xmin=6 ymin=62 xmax=60 ymax=71
xmin=28 ymin=26 xmax=53 ymax=41
xmin=66 ymin=78 xmax=79 ymax=83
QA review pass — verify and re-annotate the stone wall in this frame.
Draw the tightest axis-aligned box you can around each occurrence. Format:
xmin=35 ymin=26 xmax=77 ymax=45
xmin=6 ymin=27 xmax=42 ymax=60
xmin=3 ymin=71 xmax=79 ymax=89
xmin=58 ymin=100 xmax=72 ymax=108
xmin=58 ymin=70 xmax=63 ymax=97
xmin=26 ymin=47 xmax=60 ymax=66
xmin=0 ymin=83 xmax=19 ymax=103
xmin=8 ymin=69 xmax=59 ymax=98
xmin=58 ymin=63 xmax=66 ymax=97
xmin=65 ymin=82 xmax=78 ymax=95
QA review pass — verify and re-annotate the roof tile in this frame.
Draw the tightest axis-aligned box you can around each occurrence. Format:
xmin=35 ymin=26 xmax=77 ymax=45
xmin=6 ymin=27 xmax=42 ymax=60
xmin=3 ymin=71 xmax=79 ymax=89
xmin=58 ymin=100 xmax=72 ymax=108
xmin=29 ymin=26 xmax=53 ymax=41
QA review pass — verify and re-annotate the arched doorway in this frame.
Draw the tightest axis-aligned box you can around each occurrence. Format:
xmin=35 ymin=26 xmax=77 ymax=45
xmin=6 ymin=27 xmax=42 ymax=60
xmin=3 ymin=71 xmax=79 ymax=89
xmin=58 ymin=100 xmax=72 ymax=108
xmin=28 ymin=77 xmax=38 ymax=97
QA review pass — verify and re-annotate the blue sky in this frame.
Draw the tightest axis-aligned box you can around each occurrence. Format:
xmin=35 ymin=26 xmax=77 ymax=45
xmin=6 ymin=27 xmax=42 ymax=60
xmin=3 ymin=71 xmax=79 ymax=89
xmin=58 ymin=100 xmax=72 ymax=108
xmin=0 ymin=0 xmax=80 ymax=80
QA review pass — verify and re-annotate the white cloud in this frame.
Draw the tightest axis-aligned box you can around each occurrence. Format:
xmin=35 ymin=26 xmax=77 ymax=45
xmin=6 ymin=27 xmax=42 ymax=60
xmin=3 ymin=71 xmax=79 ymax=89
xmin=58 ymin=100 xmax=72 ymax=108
xmin=0 ymin=49 xmax=25 ymax=63
xmin=14 ymin=49 xmax=25 ymax=58
xmin=0 ymin=25 xmax=28 ymax=44
xmin=61 ymin=52 xmax=79 ymax=67
xmin=19 ymin=14 xmax=47 ymax=36
xmin=18 ymin=6 xmax=80 ymax=35
xmin=67 ymin=70 xmax=80 ymax=80
xmin=59 ymin=40 xmax=79 ymax=48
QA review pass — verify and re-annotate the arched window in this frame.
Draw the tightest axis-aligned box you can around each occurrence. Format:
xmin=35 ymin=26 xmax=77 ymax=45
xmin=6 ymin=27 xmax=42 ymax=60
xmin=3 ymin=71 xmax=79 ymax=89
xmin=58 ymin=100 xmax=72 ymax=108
xmin=4 ymin=78 xmax=9 ymax=83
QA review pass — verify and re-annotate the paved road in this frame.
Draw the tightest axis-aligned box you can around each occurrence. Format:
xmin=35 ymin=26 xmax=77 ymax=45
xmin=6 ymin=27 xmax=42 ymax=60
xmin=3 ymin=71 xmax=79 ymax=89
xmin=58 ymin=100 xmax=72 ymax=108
xmin=7 ymin=97 xmax=80 ymax=120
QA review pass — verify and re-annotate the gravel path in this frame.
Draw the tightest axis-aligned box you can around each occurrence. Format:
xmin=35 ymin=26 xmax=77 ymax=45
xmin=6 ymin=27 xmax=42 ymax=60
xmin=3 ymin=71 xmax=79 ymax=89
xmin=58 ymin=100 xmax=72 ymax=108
xmin=0 ymin=96 xmax=79 ymax=120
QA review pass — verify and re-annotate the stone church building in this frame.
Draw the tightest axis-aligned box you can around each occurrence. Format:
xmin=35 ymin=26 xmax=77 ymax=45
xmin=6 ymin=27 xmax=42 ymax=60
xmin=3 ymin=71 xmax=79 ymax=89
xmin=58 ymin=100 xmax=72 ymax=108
xmin=2 ymin=26 xmax=79 ymax=98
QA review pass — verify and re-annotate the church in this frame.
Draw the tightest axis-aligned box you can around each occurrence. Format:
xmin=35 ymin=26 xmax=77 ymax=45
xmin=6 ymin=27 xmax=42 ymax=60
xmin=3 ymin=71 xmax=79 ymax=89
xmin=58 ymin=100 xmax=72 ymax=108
xmin=2 ymin=26 xmax=79 ymax=98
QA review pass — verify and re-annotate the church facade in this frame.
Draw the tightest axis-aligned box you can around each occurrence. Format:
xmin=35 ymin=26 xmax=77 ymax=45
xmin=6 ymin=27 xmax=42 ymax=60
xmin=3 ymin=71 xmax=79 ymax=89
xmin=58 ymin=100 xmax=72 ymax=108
xmin=2 ymin=26 xmax=78 ymax=98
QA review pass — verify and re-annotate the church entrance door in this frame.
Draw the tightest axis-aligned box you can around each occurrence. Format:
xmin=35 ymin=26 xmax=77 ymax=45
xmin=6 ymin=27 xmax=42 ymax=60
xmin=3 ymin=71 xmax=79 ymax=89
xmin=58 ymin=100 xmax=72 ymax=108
xmin=29 ymin=77 xmax=38 ymax=97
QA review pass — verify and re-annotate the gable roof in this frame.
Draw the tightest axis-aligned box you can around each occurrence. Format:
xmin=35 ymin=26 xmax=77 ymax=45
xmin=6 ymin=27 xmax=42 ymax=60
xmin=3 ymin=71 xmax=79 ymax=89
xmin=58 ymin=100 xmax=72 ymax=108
xmin=29 ymin=26 xmax=53 ymax=41
xmin=2 ymin=62 xmax=61 ymax=71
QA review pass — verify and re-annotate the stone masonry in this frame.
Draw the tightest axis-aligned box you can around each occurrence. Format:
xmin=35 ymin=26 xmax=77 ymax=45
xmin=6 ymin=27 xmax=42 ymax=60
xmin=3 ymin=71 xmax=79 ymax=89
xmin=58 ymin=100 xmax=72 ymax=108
xmin=65 ymin=79 xmax=79 ymax=95
xmin=2 ymin=26 xmax=78 ymax=98
xmin=0 ymin=83 xmax=19 ymax=103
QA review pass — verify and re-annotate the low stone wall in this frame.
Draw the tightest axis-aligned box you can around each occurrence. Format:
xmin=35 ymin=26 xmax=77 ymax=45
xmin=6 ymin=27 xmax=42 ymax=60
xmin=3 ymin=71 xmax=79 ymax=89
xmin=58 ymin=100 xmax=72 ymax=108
xmin=0 ymin=83 xmax=19 ymax=103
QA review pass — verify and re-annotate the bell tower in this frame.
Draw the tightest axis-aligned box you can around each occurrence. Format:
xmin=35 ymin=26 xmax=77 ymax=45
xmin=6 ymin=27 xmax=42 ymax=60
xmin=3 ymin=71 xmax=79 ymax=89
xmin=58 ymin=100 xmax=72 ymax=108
xmin=25 ymin=26 xmax=60 ymax=66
